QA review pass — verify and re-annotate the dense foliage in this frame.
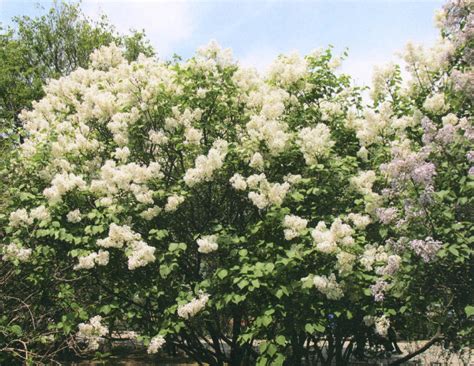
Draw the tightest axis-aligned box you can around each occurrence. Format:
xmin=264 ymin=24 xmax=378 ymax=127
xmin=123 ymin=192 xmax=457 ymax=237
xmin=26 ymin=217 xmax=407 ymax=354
xmin=0 ymin=1 xmax=472 ymax=365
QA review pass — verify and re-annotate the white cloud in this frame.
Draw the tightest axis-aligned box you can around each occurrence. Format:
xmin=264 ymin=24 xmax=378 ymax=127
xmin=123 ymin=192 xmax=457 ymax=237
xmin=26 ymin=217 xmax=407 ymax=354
xmin=82 ymin=0 xmax=195 ymax=57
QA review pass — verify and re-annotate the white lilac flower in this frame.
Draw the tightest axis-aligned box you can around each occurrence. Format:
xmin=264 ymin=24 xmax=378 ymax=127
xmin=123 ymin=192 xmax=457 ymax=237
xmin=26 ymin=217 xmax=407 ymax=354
xmin=229 ymin=173 xmax=247 ymax=191
xmin=165 ymin=195 xmax=185 ymax=212
xmin=2 ymin=243 xmax=32 ymax=262
xmin=312 ymin=274 xmax=343 ymax=300
xmin=177 ymin=293 xmax=209 ymax=319
xmin=67 ymin=209 xmax=82 ymax=223
xmin=127 ymin=241 xmax=156 ymax=270
xmin=77 ymin=315 xmax=108 ymax=351
xmin=297 ymin=124 xmax=335 ymax=165
xmin=183 ymin=140 xmax=228 ymax=187
xmin=30 ymin=205 xmax=51 ymax=222
xmin=375 ymin=207 xmax=398 ymax=224
xmin=140 ymin=206 xmax=162 ymax=220
xmin=197 ymin=235 xmax=218 ymax=254
xmin=370 ymin=280 xmax=388 ymax=302
xmin=282 ymin=214 xmax=308 ymax=240
xmin=9 ymin=208 xmax=33 ymax=228
xmin=249 ymin=152 xmax=264 ymax=170
xmin=147 ymin=335 xmax=166 ymax=354
xmin=350 ymin=170 xmax=376 ymax=196
xmin=347 ymin=213 xmax=371 ymax=229
xmin=374 ymin=316 xmax=390 ymax=337
xmin=423 ymin=93 xmax=446 ymax=114
xmin=74 ymin=250 xmax=109 ymax=270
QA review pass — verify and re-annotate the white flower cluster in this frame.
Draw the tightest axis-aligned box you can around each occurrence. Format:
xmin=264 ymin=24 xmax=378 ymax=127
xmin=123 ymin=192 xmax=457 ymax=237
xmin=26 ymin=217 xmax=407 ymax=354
xmin=245 ymin=114 xmax=290 ymax=156
xmin=9 ymin=206 xmax=51 ymax=228
xmin=113 ymin=146 xmax=130 ymax=162
xmin=77 ymin=315 xmax=108 ymax=351
xmin=336 ymin=251 xmax=356 ymax=276
xmin=246 ymin=174 xmax=291 ymax=209
xmin=349 ymin=103 xmax=392 ymax=147
xmin=177 ymin=293 xmax=210 ymax=319
xmin=43 ymin=173 xmax=86 ymax=204
xmin=360 ymin=244 xmax=389 ymax=271
xmin=149 ymin=129 xmax=169 ymax=145
xmin=312 ymin=274 xmax=344 ymax=300
xmin=371 ymin=62 xmax=398 ymax=101
xmin=164 ymin=107 xmax=203 ymax=132
xmin=249 ymin=152 xmax=264 ymax=170
xmin=297 ymin=124 xmax=335 ymax=165
xmin=1 ymin=243 xmax=32 ymax=262
xmin=197 ymin=235 xmax=219 ymax=254
xmin=377 ymin=254 xmax=402 ymax=276
xmin=282 ymin=214 xmax=308 ymax=240
xmin=140 ymin=206 xmax=162 ymax=220
xmin=147 ymin=335 xmax=166 ymax=354
xmin=89 ymin=42 xmax=125 ymax=70
xmin=184 ymin=139 xmax=228 ymax=187
xmin=67 ymin=209 xmax=82 ymax=223
xmin=268 ymin=52 xmax=308 ymax=86
xmin=9 ymin=209 xmax=33 ymax=228
xmin=97 ymin=224 xmax=156 ymax=270
xmin=90 ymin=160 xmax=162 ymax=204
xmin=375 ymin=315 xmax=391 ymax=337
xmin=229 ymin=173 xmax=248 ymax=191
xmin=347 ymin=213 xmax=372 ymax=229
xmin=164 ymin=194 xmax=185 ymax=212
xmin=127 ymin=240 xmax=157 ymax=270
xmin=363 ymin=315 xmax=391 ymax=337
xmin=350 ymin=170 xmax=377 ymax=196
xmin=74 ymin=250 xmax=109 ymax=270
xmin=319 ymin=101 xmax=343 ymax=121
xmin=423 ymin=93 xmax=447 ymax=114
xmin=195 ymin=40 xmax=234 ymax=69
xmin=244 ymin=85 xmax=291 ymax=155
xmin=311 ymin=218 xmax=354 ymax=253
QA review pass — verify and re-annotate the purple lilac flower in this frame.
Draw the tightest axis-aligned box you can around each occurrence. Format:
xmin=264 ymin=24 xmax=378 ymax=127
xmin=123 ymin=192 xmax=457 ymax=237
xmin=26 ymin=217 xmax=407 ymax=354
xmin=370 ymin=280 xmax=388 ymax=302
xmin=467 ymin=151 xmax=474 ymax=163
xmin=419 ymin=185 xmax=435 ymax=206
xmin=421 ymin=117 xmax=437 ymax=145
xmin=469 ymin=167 xmax=474 ymax=176
xmin=411 ymin=162 xmax=436 ymax=186
xmin=409 ymin=237 xmax=442 ymax=262
xmin=376 ymin=207 xmax=398 ymax=224
xmin=436 ymin=124 xmax=458 ymax=145
xmin=386 ymin=237 xmax=408 ymax=254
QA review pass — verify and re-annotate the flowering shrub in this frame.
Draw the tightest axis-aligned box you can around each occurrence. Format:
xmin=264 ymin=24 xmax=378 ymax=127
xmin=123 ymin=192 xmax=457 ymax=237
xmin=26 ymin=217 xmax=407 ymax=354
xmin=0 ymin=1 xmax=472 ymax=365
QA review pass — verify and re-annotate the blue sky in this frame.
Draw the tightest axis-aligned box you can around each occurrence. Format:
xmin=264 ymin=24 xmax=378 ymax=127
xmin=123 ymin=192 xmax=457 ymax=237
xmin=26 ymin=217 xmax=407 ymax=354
xmin=0 ymin=0 xmax=444 ymax=85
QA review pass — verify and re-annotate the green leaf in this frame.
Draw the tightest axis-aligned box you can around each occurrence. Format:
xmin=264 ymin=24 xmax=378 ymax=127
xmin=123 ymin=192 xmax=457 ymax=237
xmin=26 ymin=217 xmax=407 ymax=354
xmin=314 ymin=324 xmax=325 ymax=333
xmin=465 ymin=305 xmax=474 ymax=317
xmin=217 ymin=269 xmax=228 ymax=279
xmin=275 ymin=335 xmax=286 ymax=346
xmin=238 ymin=279 xmax=249 ymax=289
xmin=10 ymin=324 xmax=22 ymax=336
xmin=169 ymin=243 xmax=179 ymax=252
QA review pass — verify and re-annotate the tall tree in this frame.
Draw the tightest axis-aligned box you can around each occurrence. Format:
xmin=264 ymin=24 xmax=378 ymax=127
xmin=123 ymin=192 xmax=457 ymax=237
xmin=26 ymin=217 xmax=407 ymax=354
xmin=0 ymin=1 xmax=154 ymax=140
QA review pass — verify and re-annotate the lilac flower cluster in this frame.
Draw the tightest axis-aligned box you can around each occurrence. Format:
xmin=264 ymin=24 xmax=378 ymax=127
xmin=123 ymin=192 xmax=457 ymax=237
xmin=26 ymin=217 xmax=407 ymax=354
xmin=411 ymin=162 xmax=436 ymax=186
xmin=409 ymin=236 xmax=442 ymax=262
xmin=370 ymin=279 xmax=388 ymax=302
xmin=421 ymin=117 xmax=437 ymax=145
xmin=386 ymin=237 xmax=409 ymax=254
xmin=380 ymin=148 xmax=435 ymax=189
xmin=375 ymin=207 xmax=398 ymax=224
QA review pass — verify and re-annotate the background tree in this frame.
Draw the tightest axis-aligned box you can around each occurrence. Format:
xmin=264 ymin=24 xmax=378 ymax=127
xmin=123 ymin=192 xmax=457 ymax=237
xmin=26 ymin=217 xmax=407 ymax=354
xmin=0 ymin=1 xmax=154 ymax=142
